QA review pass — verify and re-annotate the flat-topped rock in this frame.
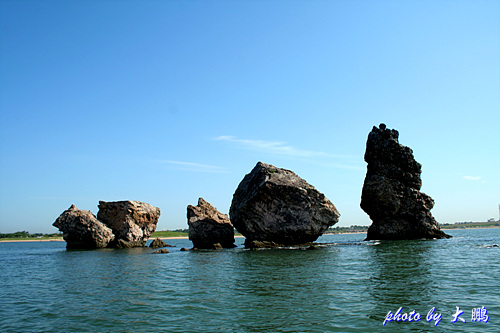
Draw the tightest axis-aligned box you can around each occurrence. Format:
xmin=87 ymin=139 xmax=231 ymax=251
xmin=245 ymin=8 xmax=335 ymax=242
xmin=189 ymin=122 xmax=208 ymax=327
xmin=360 ymin=124 xmax=450 ymax=240
xmin=187 ymin=197 xmax=235 ymax=249
xmin=230 ymin=162 xmax=340 ymax=247
xmin=53 ymin=204 xmax=114 ymax=249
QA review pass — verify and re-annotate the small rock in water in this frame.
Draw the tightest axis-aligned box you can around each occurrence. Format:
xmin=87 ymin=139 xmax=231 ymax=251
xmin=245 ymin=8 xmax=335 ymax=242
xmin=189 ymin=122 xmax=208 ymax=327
xmin=245 ymin=240 xmax=283 ymax=249
xmin=153 ymin=248 xmax=170 ymax=254
xmin=149 ymin=237 xmax=167 ymax=248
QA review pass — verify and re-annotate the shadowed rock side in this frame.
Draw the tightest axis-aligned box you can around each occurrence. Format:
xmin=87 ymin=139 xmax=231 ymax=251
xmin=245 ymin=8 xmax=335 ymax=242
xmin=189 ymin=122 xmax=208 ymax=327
xmin=53 ymin=205 xmax=115 ymax=249
xmin=230 ymin=162 xmax=340 ymax=248
xmin=360 ymin=124 xmax=450 ymax=240
xmin=97 ymin=200 xmax=161 ymax=248
xmin=187 ymin=197 xmax=235 ymax=249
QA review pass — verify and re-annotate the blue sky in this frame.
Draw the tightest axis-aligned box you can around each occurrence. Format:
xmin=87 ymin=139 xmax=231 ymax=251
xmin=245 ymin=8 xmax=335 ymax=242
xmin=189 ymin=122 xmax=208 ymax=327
xmin=1 ymin=0 xmax=499 ymax=233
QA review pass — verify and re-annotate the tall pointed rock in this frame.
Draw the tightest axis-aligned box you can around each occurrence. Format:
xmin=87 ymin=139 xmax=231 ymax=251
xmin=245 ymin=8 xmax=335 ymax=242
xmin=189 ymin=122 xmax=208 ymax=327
xmin=360 ymin=124 xmax=450 ymax=240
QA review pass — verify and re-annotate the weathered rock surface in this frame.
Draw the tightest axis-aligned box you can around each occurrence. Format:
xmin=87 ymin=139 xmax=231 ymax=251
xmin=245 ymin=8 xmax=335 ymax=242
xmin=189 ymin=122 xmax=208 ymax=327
xmin=97 ymin=200 xmax=161 ymax=248
xmin=53 ymin=205 xmax=115 ymax=249
xmin=230 ymin=162 xmax=340 ymax=247
xmin=149 ymin=237 xmax=167 ymax=248
xmin=187 ymin=197 xmax=235 ymax=249
xmin=360 ymin=124 xmax=450 ymax=240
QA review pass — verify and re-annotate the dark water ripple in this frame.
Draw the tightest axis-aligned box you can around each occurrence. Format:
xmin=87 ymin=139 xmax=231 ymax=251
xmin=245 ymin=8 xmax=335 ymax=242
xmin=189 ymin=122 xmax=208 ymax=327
xmin=1 ymin=229 xmax=499 ymax=333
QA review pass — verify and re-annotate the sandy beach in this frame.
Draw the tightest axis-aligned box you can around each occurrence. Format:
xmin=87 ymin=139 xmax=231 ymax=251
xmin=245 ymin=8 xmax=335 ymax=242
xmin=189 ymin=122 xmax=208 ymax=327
xmin=0 ymin=238 xmax=65 ymax=243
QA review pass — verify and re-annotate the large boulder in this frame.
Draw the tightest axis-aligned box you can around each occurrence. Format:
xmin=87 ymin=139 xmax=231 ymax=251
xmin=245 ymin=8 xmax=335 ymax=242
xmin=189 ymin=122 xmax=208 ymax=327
xmin=53 ymin=204 xmax=114 ymax=249
xmin=97 ymin=200 xmax=161 ymax=248
xmin=230 ymin=162 xmax=340 ymax=247
xmin=187 ymin=197 xmax=235 ymax=249
xmin=360 ymin=124 xmax=450 ymax=240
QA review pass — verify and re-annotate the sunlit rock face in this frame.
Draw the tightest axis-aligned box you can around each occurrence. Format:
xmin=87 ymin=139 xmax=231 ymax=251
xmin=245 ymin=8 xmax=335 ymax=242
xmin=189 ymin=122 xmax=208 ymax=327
xmin=54 ymin=200 xmax=160 ymax=249
xmin=360 ymin=124 xmax=450 ymax=240
xmin=53 ymin=204 xmax=115 ymax=249
xmin=97 ymin=200 xmax=160 ymax=248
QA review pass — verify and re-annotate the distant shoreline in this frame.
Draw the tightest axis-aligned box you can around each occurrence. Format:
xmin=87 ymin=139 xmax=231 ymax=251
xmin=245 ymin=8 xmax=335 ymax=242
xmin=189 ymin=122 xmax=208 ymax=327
xmin=0 ymin=235 xmax=245 ymax=243
xmin=441 ymin=226 xmax=500 ymax=231
xmin=0 ymin=238 xmax=64 ymax=243
xmin=2 ymin=226 xmax=499 ymax=243
xmin=328 ymin=226 xmax=500 ymax=235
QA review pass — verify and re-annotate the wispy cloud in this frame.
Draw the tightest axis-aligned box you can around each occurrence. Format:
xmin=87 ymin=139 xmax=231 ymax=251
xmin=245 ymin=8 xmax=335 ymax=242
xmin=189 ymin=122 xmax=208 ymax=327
xmin=214 ymin=135 xmax=351 ymax=158
xmin=462 ymin=175 xmax=481 ymax=181
xmin=214 ymin=135 xmax=363 ymax=170
xmin=157 ymin=160 xmax=230 ymax=173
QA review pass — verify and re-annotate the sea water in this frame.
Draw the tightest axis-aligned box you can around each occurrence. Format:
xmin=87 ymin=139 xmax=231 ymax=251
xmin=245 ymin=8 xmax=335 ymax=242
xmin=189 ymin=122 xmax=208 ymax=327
xmin=0 ymin=229 xmax=498 ymax=333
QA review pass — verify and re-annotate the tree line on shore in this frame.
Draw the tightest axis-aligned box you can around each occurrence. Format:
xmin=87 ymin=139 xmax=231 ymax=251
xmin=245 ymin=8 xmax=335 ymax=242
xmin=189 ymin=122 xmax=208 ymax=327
xmin=0 ymin=231 xmax=62 ymax=239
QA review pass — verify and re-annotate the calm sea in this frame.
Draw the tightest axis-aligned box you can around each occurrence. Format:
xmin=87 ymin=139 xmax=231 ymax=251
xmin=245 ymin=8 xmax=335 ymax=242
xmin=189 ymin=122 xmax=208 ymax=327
xmin=1 ymin=229 xmax=498 ymax=333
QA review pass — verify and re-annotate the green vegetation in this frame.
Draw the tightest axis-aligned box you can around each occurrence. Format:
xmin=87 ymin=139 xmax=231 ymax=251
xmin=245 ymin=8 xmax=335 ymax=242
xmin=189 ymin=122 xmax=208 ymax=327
xmin=0 ymin=231 xmax=63 ymax=241
xmin=440 ymin=220 xmax=500 ymax=229
xmin=152 ymin=230 xmax=189 ymax=238
xmin=326 ymin=225 xmax=368 ymax=234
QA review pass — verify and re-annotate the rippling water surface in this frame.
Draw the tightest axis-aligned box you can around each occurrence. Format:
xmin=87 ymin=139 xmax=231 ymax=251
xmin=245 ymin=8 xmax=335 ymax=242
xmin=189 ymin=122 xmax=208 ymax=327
xmin=1 ymin=229 xmax=499 ymax=332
